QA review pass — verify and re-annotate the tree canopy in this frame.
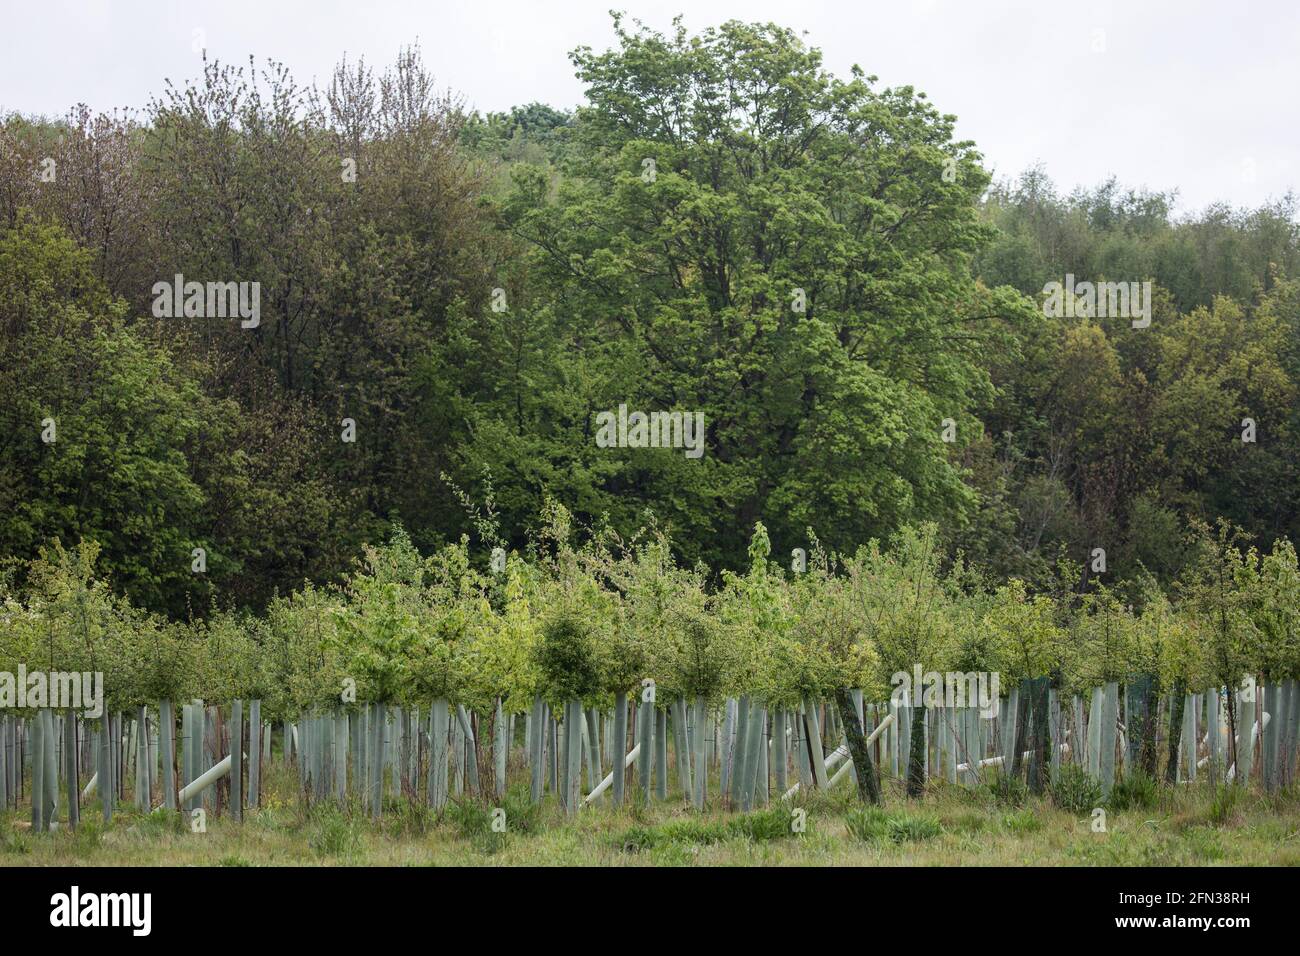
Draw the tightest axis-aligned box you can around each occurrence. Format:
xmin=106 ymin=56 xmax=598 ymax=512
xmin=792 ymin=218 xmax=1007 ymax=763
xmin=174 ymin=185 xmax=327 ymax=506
xmin=0 ymin=16 xmax=1297 ymax=621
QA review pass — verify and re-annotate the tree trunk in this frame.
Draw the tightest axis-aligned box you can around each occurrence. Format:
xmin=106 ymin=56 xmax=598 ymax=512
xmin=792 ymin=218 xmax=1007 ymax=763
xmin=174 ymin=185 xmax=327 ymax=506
xmin=906 ymin=698 xmax=927 ymax=798
xmin=834 ymin=687 xmax=880 ymax=805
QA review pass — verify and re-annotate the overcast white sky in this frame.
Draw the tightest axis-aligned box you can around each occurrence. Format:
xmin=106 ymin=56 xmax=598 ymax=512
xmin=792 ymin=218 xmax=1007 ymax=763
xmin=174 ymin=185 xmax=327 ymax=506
xmin=2 ymin=0 xmax=1296 ymax=215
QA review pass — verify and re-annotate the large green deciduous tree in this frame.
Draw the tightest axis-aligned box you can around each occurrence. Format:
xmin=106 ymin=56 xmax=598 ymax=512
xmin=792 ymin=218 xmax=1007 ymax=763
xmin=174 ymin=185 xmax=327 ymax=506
xmin=487 ymin=16 xmax=1035 ymax=570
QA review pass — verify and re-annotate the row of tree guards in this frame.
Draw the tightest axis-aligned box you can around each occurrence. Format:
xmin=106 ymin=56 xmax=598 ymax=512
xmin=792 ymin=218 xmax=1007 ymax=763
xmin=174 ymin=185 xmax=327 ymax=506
xmin=3 ymin=676 xmax=1297 ymax=830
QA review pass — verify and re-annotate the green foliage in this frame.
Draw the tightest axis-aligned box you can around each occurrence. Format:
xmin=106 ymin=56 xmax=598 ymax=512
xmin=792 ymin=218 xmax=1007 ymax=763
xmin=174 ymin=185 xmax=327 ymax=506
xmin=1177 ymin=521 xmax=1260 ymax=703
xmin=445 ymin=799 xmax=508 ymax=854
xmin=730 ymin=808 xmax=799 ymax=842
xmin=985 ymin=768 xmax=1029 ymax=807
xmin=784 ymin=545 xmax=878 ymax=705
xmin=309 ymin=806 xmax=364 ymax=859
xmin=135 ymin=808 xmax=187 ymax=838
xmin=496 ymin=784 xmax=543 ymax=836
xmin=1 ymin=503 xmax=1297 ymax=732
xmin=615 ymin=808 xmax=800 ymax=852
xmin=982 ymin=579 xmax=1066 ymax=685
xmin=845 ymin=806 xmax=944 ymax=844
xmin=333 ymin=530 xmax=430 ymax=704
xmin=1109 ymin=771 xmax=1160 ymax=812
xmin=1052 ymin=764 xmax=1104 ymax=814
xmin=534 ymin=612 xmax=601 ymax=706
xmin=1 ymin=20 xmax=1298 ymax=626
xmin=264 ymin=585 xmax=347 ymax=718
xmin=1207 ymin=784 xmax=1241 ymax=827
xmin=1237 ymin=538 xmax=1300 ymax=681
xmin=963 ymin=164 xmax=1300 ymax=592
xmin=0 ymin=222 xmax=208 ymax=615
xmin=1 ymin=26 xmax=1300 ymax=837
xmin=999 ymin=809 xmax=1043 ymax=834
xmin=844 ymin=806 xmax=893 ymax=842
xmin=488 ymin=16 xmax=1033 ymax=574
xmin=847 ymin=524 xmax=965 ymax=699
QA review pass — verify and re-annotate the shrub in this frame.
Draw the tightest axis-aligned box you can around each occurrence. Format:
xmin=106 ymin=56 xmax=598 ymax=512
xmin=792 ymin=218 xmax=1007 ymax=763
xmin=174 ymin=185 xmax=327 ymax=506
xmin=1108 ymin=770 xmax=1159 ymax=811
xmin=446 ymin=798 xmax=508 ymax=854
xmin=433 ymin=787 xmax=539 ymax=845
xmin=499 ymin=785 xmax=543 ymax=835
xmin=986 ymin=768 xmax=1028 ymax=807
xmin=535 ymin=612 xmax=601 ymax=703
xmin=391 ymin=799 xmax=435 ymax=837
xmin=1052 ymin=764 xmax=1104 ymax=814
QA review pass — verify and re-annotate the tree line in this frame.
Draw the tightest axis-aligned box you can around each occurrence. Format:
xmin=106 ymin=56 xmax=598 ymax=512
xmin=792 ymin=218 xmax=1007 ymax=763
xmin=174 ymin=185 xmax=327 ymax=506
xmin=1 ymin=16 xmax=1297 ymax=620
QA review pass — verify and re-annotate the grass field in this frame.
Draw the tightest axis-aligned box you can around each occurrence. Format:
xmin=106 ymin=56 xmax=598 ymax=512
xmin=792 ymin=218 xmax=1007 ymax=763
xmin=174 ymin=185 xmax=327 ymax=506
xmin=3 ymin=764 xmax=1298 ymax=866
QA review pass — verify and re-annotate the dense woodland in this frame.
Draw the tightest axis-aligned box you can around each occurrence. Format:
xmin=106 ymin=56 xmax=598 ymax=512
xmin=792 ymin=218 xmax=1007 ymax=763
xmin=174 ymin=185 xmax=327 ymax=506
xmin=2 ymin=16 xmax=1298 ymax=624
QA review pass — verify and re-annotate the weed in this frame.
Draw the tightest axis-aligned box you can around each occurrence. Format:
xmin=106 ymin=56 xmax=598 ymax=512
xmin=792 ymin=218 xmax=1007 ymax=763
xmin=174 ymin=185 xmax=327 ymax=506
xmin=844 ymin=806 xmax=892 ymax=842
xmin=136 ymin=808 xmax=186 ymax=838
xmin=445 ymin=798 xmax=507 ymax=854
xmin=309 ymin=806 xmax=363 ymax=859
xmin=615 ymin=808 xmax=798 ymax=853
xmin=69 ymin=819 xmax=104 ymax=857
xmin=1000 ymin=808 xmax=1042 ymax=834
xmin=888 ymin=814 xmax=943 ymax=843
xmin=845 ymin=806 xmax=943 ymax=844
xmin=1207 ymin=784 xmax=1241 ymax=827
xmin=730 ymin=808 xmax=796 ymax=842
